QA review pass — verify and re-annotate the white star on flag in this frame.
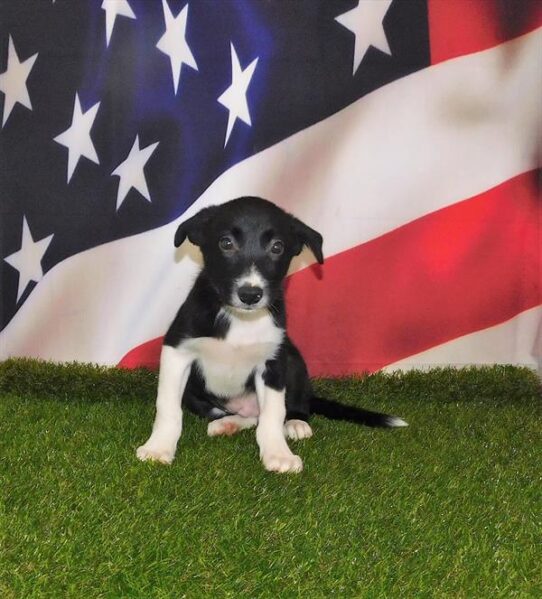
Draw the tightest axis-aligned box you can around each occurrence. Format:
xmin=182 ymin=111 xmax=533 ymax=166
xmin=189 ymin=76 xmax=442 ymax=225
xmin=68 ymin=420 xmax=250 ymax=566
xmin=156 ymin=0 xmax=198 ymax=94
xmin=4 ymin=217 xmax=54 ymax=302
xmin=112 ymin=135 xmax=160 ymax=210
xmin=0 ymin=35 xmax=38 ymax=127
xmin=54 ymin=93 xmax=101 ymax=183
xmin=335 ymin=0 xmax=394 ymax=75
xmin=101 ymin=0 xmax=136 ymax=47
xmin=217 ymin=43 xmax=259 ymax=147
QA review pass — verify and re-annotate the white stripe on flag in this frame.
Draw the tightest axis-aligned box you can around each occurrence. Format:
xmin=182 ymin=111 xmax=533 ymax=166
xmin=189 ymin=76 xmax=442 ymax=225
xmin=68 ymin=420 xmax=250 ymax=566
xmin=1 ymin=29 xmax=540 ymax=365
xmin=383 ymin=307 xmax=542 ymax=374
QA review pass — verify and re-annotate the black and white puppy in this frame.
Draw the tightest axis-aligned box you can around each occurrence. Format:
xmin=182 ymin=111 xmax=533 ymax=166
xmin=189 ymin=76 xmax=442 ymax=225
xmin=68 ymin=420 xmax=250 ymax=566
xmin=137 ymin=197 xmax=406 ymax=473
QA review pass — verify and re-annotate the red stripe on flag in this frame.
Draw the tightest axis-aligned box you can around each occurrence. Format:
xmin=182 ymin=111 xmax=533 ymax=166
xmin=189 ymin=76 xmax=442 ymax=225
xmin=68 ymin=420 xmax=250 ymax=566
xmin=119 ymin=171 xmax=541 ymax=374
xmin=428 ymin=0 xmax=542 ymax=64
xmin=285 ymin=170 xmax=541 ymax=376
xmin=119 ymin=337 xmax=162 ymax=370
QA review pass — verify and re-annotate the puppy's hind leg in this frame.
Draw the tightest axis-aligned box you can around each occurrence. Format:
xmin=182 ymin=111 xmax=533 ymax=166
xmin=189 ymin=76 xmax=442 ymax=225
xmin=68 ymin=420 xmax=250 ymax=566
xmin=207 ymin=415 xmax=258 ymax=437
xmin=284 ymin=418 xmax=313 ymax=440
xmin=283 ymin=342 xmax=313 ymax=441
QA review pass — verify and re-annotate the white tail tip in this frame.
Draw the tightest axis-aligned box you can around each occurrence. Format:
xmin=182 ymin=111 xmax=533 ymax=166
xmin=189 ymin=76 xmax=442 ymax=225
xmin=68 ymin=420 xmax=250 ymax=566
xmin=387 ymin=416 xmax=408 ymax=427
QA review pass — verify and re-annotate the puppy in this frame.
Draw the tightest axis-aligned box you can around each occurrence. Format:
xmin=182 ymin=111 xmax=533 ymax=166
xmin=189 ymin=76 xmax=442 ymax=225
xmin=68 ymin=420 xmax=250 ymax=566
xmin=137 ymin=197 xmax=406 ymax=473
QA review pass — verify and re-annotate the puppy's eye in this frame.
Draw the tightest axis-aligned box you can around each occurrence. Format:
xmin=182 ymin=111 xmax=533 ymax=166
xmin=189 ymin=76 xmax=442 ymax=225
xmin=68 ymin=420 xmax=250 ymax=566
xmin=219 ymin=236 xmax=234 ymax=251
xmin=270 ymin=240 xmax=284 ymax=255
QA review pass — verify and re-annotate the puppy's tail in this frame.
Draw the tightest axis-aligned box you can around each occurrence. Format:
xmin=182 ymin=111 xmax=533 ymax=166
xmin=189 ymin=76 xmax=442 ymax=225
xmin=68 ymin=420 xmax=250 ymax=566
xmin=310 ymin=396 xmax=408 ymax=428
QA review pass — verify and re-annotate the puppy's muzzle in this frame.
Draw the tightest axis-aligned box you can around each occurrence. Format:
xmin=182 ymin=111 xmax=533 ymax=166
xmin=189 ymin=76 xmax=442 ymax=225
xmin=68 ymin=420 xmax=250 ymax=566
xmin=237 ymin=285 xmax=263 ymax=306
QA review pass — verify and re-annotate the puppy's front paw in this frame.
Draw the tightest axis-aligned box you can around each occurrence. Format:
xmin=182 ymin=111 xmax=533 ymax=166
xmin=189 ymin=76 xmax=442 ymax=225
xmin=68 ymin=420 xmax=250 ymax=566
xmin=136 ymin=442 xmax=175 ymax=465
xmin=262 ymin=452 xmax=303 ymax=473
xmin=284 ymin=419 xmax=313 ymax=441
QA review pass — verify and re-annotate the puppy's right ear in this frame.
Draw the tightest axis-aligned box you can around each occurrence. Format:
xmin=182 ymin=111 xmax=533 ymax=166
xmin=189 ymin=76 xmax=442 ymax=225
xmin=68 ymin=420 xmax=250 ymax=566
xmin=174 ymin=206 xmax=216 ymax=247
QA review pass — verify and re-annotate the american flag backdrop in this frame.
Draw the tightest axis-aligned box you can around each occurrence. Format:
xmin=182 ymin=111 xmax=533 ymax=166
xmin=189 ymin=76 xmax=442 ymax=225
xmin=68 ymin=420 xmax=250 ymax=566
xmin=0 ymin=0 xmax=541 ymax=375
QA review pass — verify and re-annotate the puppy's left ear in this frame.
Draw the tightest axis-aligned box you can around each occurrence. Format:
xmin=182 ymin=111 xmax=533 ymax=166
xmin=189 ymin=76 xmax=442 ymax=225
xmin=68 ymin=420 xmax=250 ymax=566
xmin=174 ymin=206 xmax=216 ymax=247
xmin=292 ymin=217 xmax=324 ymax=264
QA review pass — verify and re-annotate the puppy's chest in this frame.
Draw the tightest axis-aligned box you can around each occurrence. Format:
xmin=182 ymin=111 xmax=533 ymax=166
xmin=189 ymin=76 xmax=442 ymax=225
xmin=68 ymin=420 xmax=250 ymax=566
xmin=185 ymin=311 xmax=283 ymax=397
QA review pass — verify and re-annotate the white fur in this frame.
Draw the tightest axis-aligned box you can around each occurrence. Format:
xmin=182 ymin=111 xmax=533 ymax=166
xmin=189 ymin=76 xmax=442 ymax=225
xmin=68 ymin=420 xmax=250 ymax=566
xmin=240 ymin=265 xmax=266 ymax=288
xmin=284 ymin=419 xmax=313 ymax=440
xmin=207 ymin=415 xmax=258 ymax=436
xmin=185 ymin=307 xmax=283 ymax=398
xmin=255 ymin=372 xmax=302 ymax=473
xmin=230 ymin=265 xmax=267 ymax=309
xmin=137 ymin=308 xmax=284 ymax=464
xmin=136 ymin=345 xmax=194 ymax=464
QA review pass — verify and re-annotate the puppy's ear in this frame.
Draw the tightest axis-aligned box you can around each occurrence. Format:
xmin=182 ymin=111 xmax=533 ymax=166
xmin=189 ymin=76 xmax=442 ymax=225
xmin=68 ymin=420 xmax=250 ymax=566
xmin=292 ymin=217 xmax=324 ymax=264
xmin=174 ymin=206 xmax=216 ymax=247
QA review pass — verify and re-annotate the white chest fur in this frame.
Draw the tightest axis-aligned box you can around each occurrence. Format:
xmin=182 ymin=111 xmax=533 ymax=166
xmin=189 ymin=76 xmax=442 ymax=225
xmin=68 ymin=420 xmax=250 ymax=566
xmin=182 ymin=308 xmax=283 ymax=398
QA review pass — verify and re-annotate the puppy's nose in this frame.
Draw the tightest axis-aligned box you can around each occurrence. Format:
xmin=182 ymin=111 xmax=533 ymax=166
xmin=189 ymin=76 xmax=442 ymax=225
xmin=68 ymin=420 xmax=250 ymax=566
xmin=238 ymin=285 xmax=263 ymax=306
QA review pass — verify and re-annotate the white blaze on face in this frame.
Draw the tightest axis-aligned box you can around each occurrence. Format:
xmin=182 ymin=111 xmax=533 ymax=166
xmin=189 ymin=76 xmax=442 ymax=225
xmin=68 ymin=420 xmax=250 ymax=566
xmin=231 ymin=265 xmax=268 ymax=309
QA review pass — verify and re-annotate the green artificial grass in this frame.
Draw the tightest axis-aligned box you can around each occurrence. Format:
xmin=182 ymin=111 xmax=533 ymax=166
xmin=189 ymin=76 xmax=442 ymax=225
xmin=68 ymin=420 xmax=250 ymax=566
xmin=1 ymin=358 xmax=541 ymax=598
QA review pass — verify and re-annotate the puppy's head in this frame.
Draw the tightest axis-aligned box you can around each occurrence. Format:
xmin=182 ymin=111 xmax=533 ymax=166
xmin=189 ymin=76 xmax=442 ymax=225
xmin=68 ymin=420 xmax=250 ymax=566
xmin=174 ymin=197 xmax=323 ymax=311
